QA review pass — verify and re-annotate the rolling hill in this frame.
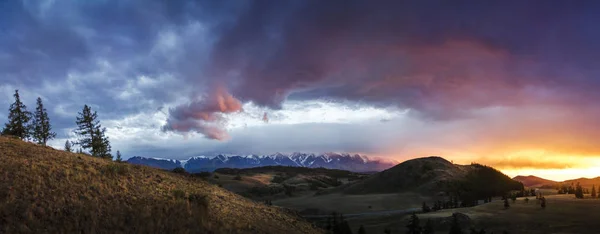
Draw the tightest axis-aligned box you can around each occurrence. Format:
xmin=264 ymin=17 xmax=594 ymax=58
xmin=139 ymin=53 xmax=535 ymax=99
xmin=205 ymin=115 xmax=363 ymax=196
xmin=513 ymin=175 xmax=600 ymax=188
xmin=512 ymin=175 xmax=558 ymax=188
xmin=331 ymin=156 xmax=523 ymax=196
xmin=0 ymin=136 xmax=322 ymax=233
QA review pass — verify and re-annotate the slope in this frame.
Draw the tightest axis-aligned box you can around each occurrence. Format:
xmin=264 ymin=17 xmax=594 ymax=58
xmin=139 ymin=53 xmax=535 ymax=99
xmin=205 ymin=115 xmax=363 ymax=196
xmin=512 ymin=175 xmax=558 ymax=188
xmin=333 ymin=156 xmax=523 ymax=196
xmin=0 ymin=136 xmax=322 ymax=234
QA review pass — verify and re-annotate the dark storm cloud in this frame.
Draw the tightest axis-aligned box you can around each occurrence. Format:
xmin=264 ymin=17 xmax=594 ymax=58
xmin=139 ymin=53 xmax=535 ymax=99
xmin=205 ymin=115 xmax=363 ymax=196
xmin=203 ymin=0 xmax=600 ymax=117
xmin=0 ymin=0 xmax=236 ymax=136
xmin=3 ymin=0 xmax=600 ymax=146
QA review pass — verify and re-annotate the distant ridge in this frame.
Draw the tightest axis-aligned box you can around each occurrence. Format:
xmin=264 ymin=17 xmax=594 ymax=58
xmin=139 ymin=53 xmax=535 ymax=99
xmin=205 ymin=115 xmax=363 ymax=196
xmin=512 ymin=175 xmax=558 ymax=188
xmin=513 ymin=175 xmax=600 ymax=188
xmin=331 ymin=156 xmax=523 ymax=195
xmin=127 ymin=152 xmax=398 ymax=173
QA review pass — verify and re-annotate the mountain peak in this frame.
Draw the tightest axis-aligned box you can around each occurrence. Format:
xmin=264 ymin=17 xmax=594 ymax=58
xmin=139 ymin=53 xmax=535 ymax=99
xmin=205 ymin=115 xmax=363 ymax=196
xmin=128 ymin=153 xmax=397 ymax=173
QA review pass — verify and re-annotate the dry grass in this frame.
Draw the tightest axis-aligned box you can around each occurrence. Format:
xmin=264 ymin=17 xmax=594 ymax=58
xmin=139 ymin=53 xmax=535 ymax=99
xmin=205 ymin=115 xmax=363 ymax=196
xmin=0 ymin=137 xmax=323 ymax=234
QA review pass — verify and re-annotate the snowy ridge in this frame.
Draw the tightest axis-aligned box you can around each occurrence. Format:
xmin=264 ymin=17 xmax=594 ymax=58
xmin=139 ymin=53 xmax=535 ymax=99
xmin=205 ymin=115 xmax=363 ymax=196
xmin=127 ymin=153 xmax=398 ymax=173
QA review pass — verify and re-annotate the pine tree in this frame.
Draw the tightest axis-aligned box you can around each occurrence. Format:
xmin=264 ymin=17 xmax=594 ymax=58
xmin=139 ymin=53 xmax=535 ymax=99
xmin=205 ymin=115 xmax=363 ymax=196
xmin=357 ymin=225 xmax=366 ymax=234
xmin=31 ymin=97 xmax=56 ymax=146
xmin=91 ymin=127 xmax=111 ymax=159
xmin=116 ymin=150 xmax=122 ymax=162
xmin=406 ymin=213 xmax=421 ymax=234
xmin=2 ymin=90 xmax=32 ymax=140
xmin=75 ymin=105 xmax=111 ymax=158
xmin=449 ymin=213 xmax=463 ymax=234
xmin=575 ymin=183 xmax=584 ymax=199
xmin=423 ymin=219 xmax=435 ymax=234
xmin=64 ymin=140 xmax=72 ymax=152
xmin=591 ymin=185 xmax=596 ymax=198
xmin=422 ymin=202 xmax=431 ymax=213
xmin=540 ymin=197 xmax=546 ymax=209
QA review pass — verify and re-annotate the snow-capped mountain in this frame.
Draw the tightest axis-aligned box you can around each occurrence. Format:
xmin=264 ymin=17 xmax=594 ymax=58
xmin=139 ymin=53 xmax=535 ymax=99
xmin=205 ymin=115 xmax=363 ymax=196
xmin=127 ymin=153 xmax=398 ymax=173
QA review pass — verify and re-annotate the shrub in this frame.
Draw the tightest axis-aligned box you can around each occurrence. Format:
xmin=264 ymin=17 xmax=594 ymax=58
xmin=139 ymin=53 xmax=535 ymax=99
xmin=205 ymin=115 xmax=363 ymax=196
xmin=188 ymin=193 xmax=208 ymax=205
xmin=272 ymin=174 xmax=287 ymax=183
xmin=172 ymin=167 xmax=187 ymax=174
xmin=172 ymin=189 xmax=186 ymax=200
xmin=234 ymin=175 xmax=242 ymax=180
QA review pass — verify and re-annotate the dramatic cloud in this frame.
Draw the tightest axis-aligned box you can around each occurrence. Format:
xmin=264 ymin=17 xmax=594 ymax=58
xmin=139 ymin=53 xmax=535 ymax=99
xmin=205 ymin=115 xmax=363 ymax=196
xmin=3 ymin=1 xmax=600 ymax=179
xmin=163 ymin=86 xmax=242 ymax=140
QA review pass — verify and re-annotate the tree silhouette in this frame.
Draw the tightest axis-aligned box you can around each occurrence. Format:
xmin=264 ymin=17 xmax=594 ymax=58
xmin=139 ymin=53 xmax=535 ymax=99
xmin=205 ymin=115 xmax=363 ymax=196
xmin=116 ymin=150 xmax=122 ymax=162
xmin=422 ymin=202 xmax=431 ymax=213
xmin=31 ymin=97 xmax=56 ymax=146
xmin=423 ymin=219 xmax=434 ymax=234
xmin=406 ymin=213 xmax=421 ymax=234
xmin=357 ymin=225 xmax=366 ymax=234
xmin=574 ymin=183 xmax=584 ymax=199
xmin=540 ymin=196 xmax=546 ymax=209
xmin=591 ymin=185 xmax=597 ymax=198
xmin=449 ymin=213 xmax=463 ymax=234
xmin=75 ymin=105 xmax=111 ymax=158
xmin=2 ymin=90 xmax=32 ymax=139
xmin=64 ymin=140 xmax=72 ymax=152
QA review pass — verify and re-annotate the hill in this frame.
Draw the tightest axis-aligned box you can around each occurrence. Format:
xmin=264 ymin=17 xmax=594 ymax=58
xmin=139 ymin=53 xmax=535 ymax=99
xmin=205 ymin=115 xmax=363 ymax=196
xmin=0 ymin=136 xmax=322 ymax=233
xmin=561 ymin=177 xmax=600 ymax=188
xmin=331 ymin=156 xmax=523 ymax=200
xmin=512 ymin=175 xmax=600 ymax=188
xmin=512 ymin=175 xmax=558 ymax=188
xmin=210 ymin=166 xmax=368 ymax=199
xmin=128 ymin=153 xmax=397 ymax=173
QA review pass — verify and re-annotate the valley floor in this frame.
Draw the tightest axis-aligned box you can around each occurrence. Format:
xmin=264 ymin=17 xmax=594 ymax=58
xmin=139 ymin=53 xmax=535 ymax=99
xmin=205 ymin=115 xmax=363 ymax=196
xmin=269 ymin=188 xmax=600 ymax=234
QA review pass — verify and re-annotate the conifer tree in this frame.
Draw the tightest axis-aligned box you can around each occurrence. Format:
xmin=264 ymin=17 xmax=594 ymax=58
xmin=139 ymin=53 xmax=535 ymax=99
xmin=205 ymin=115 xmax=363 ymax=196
xmin=423 ymin=219 xmax=435 ymax=234
xmin=64 ymin=140 xmax=72 ymax=152
xmin=574 ymin=183 xmax=584 ymax=199
xmin=406 ymin=213 xmax=421 ymax=234
xmin=449 ymin=213 xmax=463 ymax=234
xmin=116 ymin=150 xmax=122 ymax=162
xmin=357 ymin=225 xmax=366 ymax=234
xmin=591 ymin=185 xmax=596 ymax=198
xmin=2 ymin=90 xmax=32 ymax=139
xmin=31 ymin=97 xmax=56 ymax=146
xmin=75 ymin=105 xmax=111 ymax=158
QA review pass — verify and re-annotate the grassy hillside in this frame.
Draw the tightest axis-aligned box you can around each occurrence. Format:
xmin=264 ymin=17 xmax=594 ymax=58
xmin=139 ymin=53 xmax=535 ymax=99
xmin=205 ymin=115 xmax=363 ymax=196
xmin=210 ymin=166 xmax=367 ymax=200
xmin=0 ymin=136 xmax=322 ymax=234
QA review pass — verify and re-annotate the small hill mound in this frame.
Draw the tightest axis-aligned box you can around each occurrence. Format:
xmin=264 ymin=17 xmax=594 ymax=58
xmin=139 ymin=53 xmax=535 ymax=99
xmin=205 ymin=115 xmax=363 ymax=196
xmin=513 ymin=175 xmax=557 ymax=188
xmin=0 ymin=136 xmax=322 ymax=234
xmin=336 ymin=156 xmax=467 ymax=194
xmin=333 ymin=156 xmax=523 ymax=198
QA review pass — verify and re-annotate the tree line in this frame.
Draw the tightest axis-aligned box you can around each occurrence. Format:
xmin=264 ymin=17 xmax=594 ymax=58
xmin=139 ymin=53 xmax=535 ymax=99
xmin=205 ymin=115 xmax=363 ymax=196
xmin=1 ymin=90 xmax=121 ymax=160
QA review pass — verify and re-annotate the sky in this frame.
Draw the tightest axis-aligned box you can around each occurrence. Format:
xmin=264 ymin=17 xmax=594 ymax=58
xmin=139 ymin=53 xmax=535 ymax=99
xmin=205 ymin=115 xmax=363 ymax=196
xmin=2 ymin=0 xmax=600 ymax=181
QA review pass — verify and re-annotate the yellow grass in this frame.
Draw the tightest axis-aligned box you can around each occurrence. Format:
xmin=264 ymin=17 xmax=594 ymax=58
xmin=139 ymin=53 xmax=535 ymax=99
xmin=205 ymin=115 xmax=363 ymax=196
xmin=0 ymin=137 xmax=322 ymax=234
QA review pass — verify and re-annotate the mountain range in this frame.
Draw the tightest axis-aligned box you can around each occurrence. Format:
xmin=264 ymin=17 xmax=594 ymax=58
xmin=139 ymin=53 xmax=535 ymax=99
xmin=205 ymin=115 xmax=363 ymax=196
xmin=127 ymin=152 xmax=398 ymax=173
